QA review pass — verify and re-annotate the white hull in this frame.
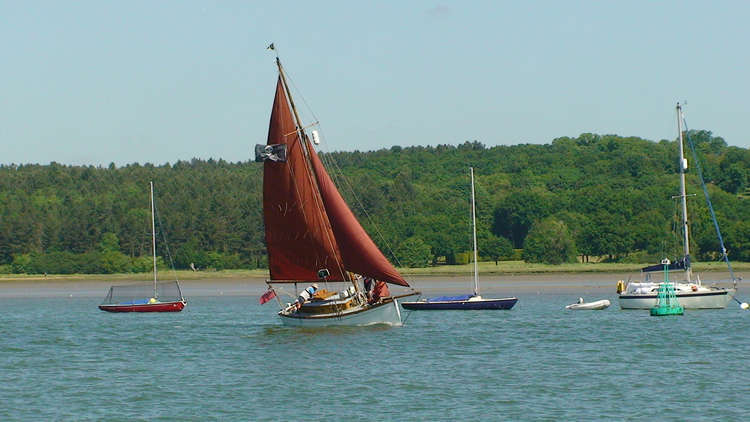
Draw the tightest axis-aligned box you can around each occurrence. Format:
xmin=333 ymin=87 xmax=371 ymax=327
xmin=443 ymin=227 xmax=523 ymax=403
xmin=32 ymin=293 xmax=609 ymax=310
xmin=566 ymin=299 xmax=610 ymax=310
xmin=279 ymin=299 xmax=403 ymax=327
xmin=619 ymin=286 xmax=735 ymax=309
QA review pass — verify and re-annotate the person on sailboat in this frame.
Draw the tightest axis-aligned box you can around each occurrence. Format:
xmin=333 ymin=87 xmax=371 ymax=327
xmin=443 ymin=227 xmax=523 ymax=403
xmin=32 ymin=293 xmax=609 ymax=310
xmin=294 ymin=283 xmax=318 ymax=309
xmin=364 ymin=276 xmax=374 ymax=301
xmin=370 ymin=280 xmax=390 ymax=304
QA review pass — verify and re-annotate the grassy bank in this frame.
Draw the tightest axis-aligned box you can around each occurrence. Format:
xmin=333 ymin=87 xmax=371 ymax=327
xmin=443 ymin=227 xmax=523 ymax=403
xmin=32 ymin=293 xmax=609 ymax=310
xmin=1 ymin=260 xmax=747 ymax=282
xmin=401 ymin=260 xmax=750 ymax=275
xmin=0 ymin=269 xmax=270 ymax=283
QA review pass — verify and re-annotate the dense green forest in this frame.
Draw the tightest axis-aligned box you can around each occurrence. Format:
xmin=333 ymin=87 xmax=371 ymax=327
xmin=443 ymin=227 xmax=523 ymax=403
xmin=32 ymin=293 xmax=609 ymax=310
xmin=2 ymin=130 xmax=750 ymax=274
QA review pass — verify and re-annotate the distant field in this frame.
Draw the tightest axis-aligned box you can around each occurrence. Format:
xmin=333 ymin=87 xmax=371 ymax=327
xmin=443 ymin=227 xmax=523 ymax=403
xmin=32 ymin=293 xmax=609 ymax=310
xmin=399 ymin=260 xmax=750 ymax=275
xmin=0 ymin=269 xmax=270 ymax=283
xmin=1 ymin=260 xmax=748 ymax=282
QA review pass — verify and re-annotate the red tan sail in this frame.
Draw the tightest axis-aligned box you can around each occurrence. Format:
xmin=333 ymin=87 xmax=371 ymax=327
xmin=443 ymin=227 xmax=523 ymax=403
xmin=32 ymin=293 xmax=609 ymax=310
xmin=263 ymin=73 xmax=408 ymax=287
xmin=263 ymin=77 xmax=347 ymax=281
xmin=309 ymin=144 xmax=409 ymax=286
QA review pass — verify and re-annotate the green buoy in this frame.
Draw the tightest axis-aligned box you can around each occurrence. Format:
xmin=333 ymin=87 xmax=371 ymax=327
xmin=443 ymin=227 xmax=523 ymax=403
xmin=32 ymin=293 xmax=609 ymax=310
xmin=650 ymin=259 xmax=684 ymax=316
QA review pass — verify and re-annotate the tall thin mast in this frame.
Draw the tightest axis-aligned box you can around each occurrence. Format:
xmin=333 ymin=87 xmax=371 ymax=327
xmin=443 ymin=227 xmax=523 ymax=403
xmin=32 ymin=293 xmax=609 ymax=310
xmin=150 ymin=181 xmax=158 ymax=298
xmin=274 ymin=56 xmax=351 ymax=287
xmin=676 ymin=103 xmax=692 ymax=283
xmin=470 ymin=167 xmax=479 ymax=296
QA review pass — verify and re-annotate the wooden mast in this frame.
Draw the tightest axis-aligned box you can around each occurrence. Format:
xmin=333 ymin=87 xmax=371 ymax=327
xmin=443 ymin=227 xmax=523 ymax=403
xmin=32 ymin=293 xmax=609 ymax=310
xmin=274 ymin=56 xmax=351 ymax=287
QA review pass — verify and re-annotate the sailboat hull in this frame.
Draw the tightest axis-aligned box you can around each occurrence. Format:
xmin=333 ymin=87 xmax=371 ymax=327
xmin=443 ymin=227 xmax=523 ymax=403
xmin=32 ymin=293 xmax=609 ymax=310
xmin=619 ymin=288 xmax=734 ymax=309
xmin=98 ymin=300 xmax=186 ymax=312
xmin=278 ymin=299 xmax=403 ymax=327
xmin=401 ymin=297 xmax=518 ymax=310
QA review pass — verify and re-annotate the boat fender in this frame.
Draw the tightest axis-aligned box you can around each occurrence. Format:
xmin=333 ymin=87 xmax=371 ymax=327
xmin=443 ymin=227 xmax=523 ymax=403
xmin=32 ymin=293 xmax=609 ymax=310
xmin=616 ymin=280 xmax=625 ymax=294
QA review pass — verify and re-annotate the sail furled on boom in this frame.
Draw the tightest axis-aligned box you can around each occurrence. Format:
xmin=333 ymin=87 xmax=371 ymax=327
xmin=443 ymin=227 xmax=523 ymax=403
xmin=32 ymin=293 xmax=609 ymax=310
xmin=641 ymin=257 xmax=688 ymax=273
xmin=309 ymin=149 xmax=409 ymax=287
xmin=262 ymin=77 xmax=346 ymax=281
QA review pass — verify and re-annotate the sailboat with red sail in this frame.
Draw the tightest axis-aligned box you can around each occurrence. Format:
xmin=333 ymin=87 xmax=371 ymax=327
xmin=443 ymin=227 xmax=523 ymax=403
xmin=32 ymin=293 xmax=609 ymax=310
xmin=256 ymin=50 xmax=418 ymax=326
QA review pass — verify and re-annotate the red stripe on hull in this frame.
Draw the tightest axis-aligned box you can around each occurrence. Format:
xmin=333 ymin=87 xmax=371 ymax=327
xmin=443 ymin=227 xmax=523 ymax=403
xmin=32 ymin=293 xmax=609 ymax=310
xmin=98 ymin=301 xmax=186 ymax=313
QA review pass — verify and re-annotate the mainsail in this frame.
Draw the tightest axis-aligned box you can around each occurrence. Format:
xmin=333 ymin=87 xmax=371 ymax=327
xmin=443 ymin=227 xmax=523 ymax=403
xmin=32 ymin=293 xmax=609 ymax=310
xmin=263 ymin=77 xmax=347 ymax=281
xmin=262 ymin=73 xmax=408 ymax=287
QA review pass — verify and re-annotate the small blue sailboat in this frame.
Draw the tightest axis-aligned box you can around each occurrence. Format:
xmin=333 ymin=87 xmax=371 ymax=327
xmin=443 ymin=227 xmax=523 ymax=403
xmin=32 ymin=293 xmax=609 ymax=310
xmin=401 ymin=168 xmax=518 ymax=311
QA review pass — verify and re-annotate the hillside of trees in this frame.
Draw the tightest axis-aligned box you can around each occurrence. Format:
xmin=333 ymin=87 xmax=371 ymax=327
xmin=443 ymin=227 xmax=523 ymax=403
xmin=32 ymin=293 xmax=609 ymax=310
xmin=2 ymin=130 xmax=750 ymax=274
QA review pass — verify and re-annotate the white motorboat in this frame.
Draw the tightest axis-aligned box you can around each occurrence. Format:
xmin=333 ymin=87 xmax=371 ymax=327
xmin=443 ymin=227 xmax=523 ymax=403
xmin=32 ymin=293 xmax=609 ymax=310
xmin=565 ymin=298 xmax=610 ymax=310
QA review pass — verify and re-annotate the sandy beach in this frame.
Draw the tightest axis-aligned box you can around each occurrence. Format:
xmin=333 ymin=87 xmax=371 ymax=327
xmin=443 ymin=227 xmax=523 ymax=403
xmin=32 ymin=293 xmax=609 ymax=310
xmin=0 ymin=271 xmax=740 ymax=299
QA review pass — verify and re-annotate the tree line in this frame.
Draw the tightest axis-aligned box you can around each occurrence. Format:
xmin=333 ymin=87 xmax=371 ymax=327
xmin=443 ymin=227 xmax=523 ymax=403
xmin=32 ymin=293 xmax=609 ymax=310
xmin=1 ymin=130 xmax=749 ymax=274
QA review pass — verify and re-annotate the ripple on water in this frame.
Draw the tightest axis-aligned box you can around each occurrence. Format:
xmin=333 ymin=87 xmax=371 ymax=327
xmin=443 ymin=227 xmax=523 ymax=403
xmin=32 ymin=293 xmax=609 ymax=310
xmin=1 ymin=294 xmax=748 ymax=420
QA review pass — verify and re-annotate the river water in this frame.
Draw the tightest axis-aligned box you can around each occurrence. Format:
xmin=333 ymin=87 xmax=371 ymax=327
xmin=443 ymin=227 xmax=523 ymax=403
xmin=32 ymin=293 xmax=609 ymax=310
xmin=1 ymin=274 xmax=748 ymax=421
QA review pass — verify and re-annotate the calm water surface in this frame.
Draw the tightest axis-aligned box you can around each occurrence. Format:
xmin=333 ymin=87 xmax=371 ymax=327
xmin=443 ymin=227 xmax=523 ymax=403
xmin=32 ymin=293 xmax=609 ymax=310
xmin=1 ymin=277 xmax=748 ymax=421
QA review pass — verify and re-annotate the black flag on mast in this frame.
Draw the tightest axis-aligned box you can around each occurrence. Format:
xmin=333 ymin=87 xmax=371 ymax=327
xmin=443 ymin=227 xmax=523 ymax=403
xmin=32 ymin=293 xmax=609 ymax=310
xmin=267 ymin=43 xmax=275 ymax=51
xmin=255 ymin=144 xmax=287 ymax=162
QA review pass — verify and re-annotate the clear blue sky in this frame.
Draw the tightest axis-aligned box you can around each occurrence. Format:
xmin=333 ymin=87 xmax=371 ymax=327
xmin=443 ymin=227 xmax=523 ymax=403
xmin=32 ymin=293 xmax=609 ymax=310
xmin=2 ymin=1 xmax=749 ymax=166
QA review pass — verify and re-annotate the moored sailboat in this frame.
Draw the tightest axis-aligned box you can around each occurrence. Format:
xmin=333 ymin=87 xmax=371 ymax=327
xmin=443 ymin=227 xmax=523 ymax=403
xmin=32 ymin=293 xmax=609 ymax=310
xmin=99 ymin=182 xmax=186 ymax=312
xmin=257 ymin=49 xmax=417 ymax=326
xmin=401 ymin=168 xmax=517 ymax=311
xmin=618 ymin=103 xmax=736 ymax=309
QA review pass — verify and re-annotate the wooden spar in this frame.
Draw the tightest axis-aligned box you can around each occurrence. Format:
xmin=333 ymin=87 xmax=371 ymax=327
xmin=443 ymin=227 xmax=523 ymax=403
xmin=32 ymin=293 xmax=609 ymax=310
xmin=274 ymin=57 xmax=351 ymax=285
xmin=384 ymin=291 xmax=421 ymax=301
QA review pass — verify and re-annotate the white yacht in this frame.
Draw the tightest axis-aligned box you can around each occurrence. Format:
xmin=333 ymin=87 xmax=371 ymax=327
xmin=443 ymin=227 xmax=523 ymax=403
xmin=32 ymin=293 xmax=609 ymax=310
xmin=618 ymin=103 xmax=737 ymax=310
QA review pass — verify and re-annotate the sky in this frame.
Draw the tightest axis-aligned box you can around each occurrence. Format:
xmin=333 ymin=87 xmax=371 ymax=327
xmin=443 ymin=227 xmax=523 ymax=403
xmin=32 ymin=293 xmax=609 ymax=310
xmin=2 ymin=1 xmax=749 ymax=166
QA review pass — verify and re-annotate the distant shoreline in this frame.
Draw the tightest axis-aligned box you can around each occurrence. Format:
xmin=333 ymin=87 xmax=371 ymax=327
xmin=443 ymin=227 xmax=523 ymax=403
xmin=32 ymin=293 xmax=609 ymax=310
xmin=0 ymin=260 xmax=746 ymax=283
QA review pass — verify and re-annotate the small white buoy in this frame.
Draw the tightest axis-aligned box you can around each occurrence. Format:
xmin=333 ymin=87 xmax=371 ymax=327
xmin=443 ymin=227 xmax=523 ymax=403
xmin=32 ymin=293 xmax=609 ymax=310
xmin=741 ymin=302 xmax=749 ymax=310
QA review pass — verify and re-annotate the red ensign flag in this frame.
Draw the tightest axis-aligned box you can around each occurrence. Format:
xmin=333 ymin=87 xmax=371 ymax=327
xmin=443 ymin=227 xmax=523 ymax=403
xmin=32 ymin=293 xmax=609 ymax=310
xmin=259 ymin=289 xmax=276 ymax=305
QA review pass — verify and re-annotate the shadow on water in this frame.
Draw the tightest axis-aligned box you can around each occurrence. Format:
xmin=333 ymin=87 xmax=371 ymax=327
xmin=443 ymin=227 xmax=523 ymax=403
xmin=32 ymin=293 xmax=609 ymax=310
xmin=260 ymin=323 xmax=394 ymax=337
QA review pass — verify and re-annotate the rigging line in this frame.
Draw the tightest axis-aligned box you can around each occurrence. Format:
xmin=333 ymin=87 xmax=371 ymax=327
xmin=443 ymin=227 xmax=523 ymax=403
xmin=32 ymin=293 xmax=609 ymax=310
xmin=284 ymin=139 xmax=346 ymax=281
xmin=283 ymin=62 xmax=404 ymax=271
xmin=317 ymin=150 xmax=402 ymax=271
xmin=298 ymin=132 xmax=349 ymax=283
xmin=280 ymin=72 xmax=348 ymax=283
xmin=318 ymin=149 xmax=406 ymax=269
xmin=317 ymin=149 xmax=393 ymax=254
xmin=282 ymin=68 xmax=320 ymax=125
xmin=152 ymin=188 xmax=180 ymax=284
xmin=400 ymin=294 xmax=423 ymax=325
xmin=314 ymin=156 xmax=349 ymax=283
xmin=671 ymin=197 xmax=681 ymax=258
xmin=284 ymin=64 xmax=408 ymax=277
xmin=320 ymin=146 xmax=422 ymax=273
xmin=274 ymin=58 xmax=347 ymax=282
xmin=681 ymin=118 xmax=737 ymax=283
